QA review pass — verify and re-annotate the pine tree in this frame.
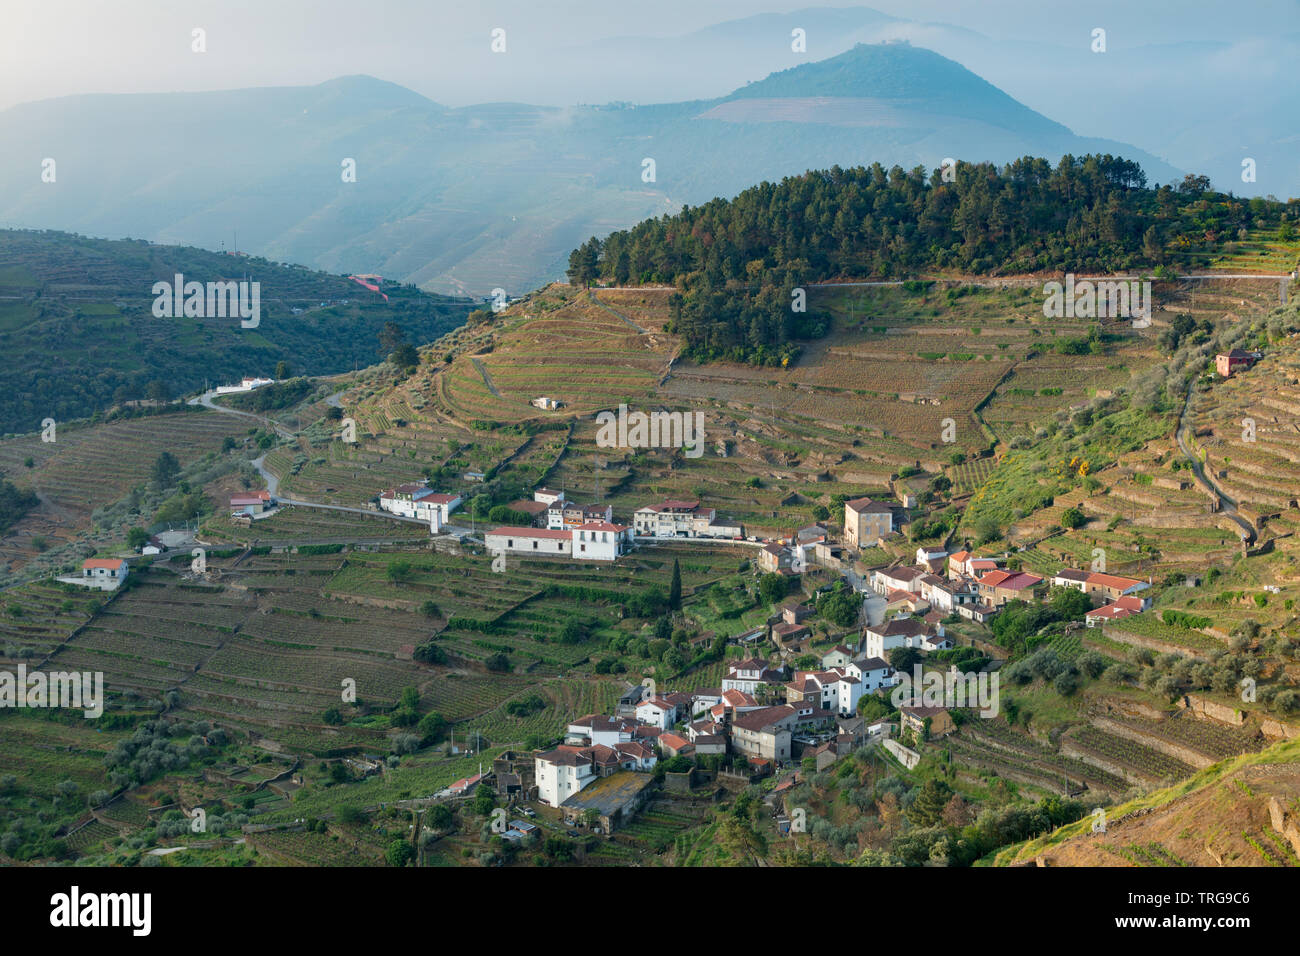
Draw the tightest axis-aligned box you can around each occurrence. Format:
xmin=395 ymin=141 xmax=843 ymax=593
xmin=668 ymin=558 xmax=682 ymax=610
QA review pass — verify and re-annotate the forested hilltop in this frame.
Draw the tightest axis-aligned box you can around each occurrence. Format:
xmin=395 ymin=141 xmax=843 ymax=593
xmin=0 ymin=230 xmax=472 ymax=435
xmin=568 ymin=155 xmax=1299 ymax=365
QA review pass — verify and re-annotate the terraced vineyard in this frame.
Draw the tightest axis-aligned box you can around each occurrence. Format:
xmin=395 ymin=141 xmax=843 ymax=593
xmin=13 ymin=532 xmax=749 ymax=758
xmin=0 ymin=409 xmax=249 ymax=578
xmin=951 ymin=719 xmax=1130 ymax=797
xmin=201 ymin=505 xmax=433 ymax=544
xmin=1109 ymin=713 xmax=1263 ymax=763
xmin=1064 ymin=724 xmax=1196 ymax=785
xmin=247 ymin=827 xmax=376 ymax=866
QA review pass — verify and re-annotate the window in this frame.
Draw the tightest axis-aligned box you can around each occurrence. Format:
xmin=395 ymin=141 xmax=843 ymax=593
xmin=507 ymin=539 xmax=514 ymax=548
xmin=533 ymin=541 xmax=538 ymax=549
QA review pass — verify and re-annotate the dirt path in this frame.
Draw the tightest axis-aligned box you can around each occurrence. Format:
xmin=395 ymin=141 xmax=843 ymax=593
xmin=1175 ymin=382 xmax=1256 ymax=544
xmin=469 ymin=357 xmax=502 ymax=398
xmin=587 ymin=290 xmax=649 ymax=334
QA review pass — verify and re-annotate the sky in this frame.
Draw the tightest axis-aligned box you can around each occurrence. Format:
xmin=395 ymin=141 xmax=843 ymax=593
xmin=3 ymin=0 xmax=1295 ymax=112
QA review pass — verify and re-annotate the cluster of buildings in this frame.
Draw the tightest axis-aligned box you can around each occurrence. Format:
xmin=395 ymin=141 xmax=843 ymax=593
xmin=477 ymin=490 xmax=746 ymax=563
xmin=504 ymin=488 xmax=610 ymax=530
xmin=866 ymin=546 xmax=1151 ymax=633
xmin=632 ymin=499 xmax=743 ymax=539
xmin=484 ymin=489 xmax=632 ymax=561
xmin=1050 ymin=568 xmax=1153 ymax=625
xmin=531 ymin=647 xmax=899 ymax=826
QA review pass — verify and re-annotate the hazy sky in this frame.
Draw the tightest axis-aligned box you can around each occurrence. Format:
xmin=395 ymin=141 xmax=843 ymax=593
xmin=3 ymin=0 xmax=1293 ymax=112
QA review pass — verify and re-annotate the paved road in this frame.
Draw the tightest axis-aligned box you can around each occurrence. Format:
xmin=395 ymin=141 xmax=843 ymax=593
xmin=192 ymin=390 xmax=448 ymax=532
xmin=188 ymin=390 xmax=295 ymax=439
xmin=1174 ymin=383 xmax=1256 ymax=545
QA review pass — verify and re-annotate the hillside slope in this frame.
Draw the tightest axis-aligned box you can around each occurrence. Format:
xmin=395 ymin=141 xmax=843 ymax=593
xmin=0 ymin=230 xmax=470 ymax=434
xmin=996 ymin=738 xmax=1300 ymax=866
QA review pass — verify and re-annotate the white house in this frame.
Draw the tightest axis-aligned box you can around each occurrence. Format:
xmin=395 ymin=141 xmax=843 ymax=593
xmin=688 ymin=690 xmax=723 ymax=718
xmin=721 ymin=658 xmax=782 ymax=696
xmin=378 ymin=484 xmax=461 ymax=523
xmin=485 ymin=522 xmax=633 ymax=562
xmin=788 ymin=668 xmax=866 ymax=718
xmin=871 ymin=565 xmax=926 ymax=596
xmin=918 ymin=573 xmax=980 ymax=614
xmin=1051 ymin=568 xmax=1092 ymax=591
xmin=214 ymin=376 xmax=275 ymax=395
xmin=572 ymin=521 xmax=633 ymax=560
xmin=863 ymin=616 xmax=951 ymax=659
xmin=533 ymin=487 xmax=565 ymax=506
xmin=916 ymin=546 xmax=948 ymax=570
xmin=635 ymin=697 xmax=679 ymax=730
xmin=534 ymin=749 xmax=598 ymax=807
xmin=484 ymin=526 xmax=573 ymax=558
xmin=565 ymin=715 xmax=641 ymax=747
xmin=821 ymin=644 xmax=856 ymax=669
xmin=65 ymin=558 xmax=129 ymax=591
xmin=535 ymin=743 xmax=656 ymax=807
xmin=847 ymin=656 xmax=898 ymax=692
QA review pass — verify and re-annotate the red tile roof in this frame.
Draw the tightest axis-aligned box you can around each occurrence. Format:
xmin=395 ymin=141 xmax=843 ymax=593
xmin=486 ymin=526 xmax=571 ymax=540
xmin=1086 ymin=572 xmax=1145 ymax=591
xmin=577 ymin=521 xmax=629 ymax=533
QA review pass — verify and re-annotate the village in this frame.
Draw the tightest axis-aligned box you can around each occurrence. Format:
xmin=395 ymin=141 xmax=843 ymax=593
xmin=42 ymin=342 xmax=1250 ymax=855
xmin=137 ymin=469 xmax=1151 ymax=844
xmin=59 ymin=455 xmax=1164 ymax=847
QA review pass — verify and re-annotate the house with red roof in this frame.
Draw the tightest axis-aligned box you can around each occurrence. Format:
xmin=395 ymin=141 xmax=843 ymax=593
xmin=1216 ymin=348 xmax=1260 ymax=377
xmin=657 ymin=733 xmax=693 ymax=758
xmin=977 ymin=569 xmax=1044 ymax=606
xmin=378 ymin=482 xmax=461 ymax=524
xmin=1052 ymin=568 xmax=1151 ymax=607
xmin=947 ymin=550 xmax=1001 ymax=580
xmin=229 ymin=489 xmax=274 ymax=515
xmin=61 ymin=558 xmax=129 ymax=591
xmin=1085 ymin=594 xmax=1148 ymax=627
xmin=483 ymin=521 xmax=633 ymax=561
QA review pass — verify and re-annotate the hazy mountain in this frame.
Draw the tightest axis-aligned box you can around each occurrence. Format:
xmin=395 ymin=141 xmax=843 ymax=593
xmin=0 ymin=43 xmax=1182 ymax=298
xmin=561 ymin=7 xmax=1300 ymax=201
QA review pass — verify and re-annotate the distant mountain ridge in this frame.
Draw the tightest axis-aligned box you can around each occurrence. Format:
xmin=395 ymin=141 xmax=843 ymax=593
xmin=0 ymin=43 xmax=1182 ymax=298
xmin=728 ymin=43 xmax=1067 ymax=135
